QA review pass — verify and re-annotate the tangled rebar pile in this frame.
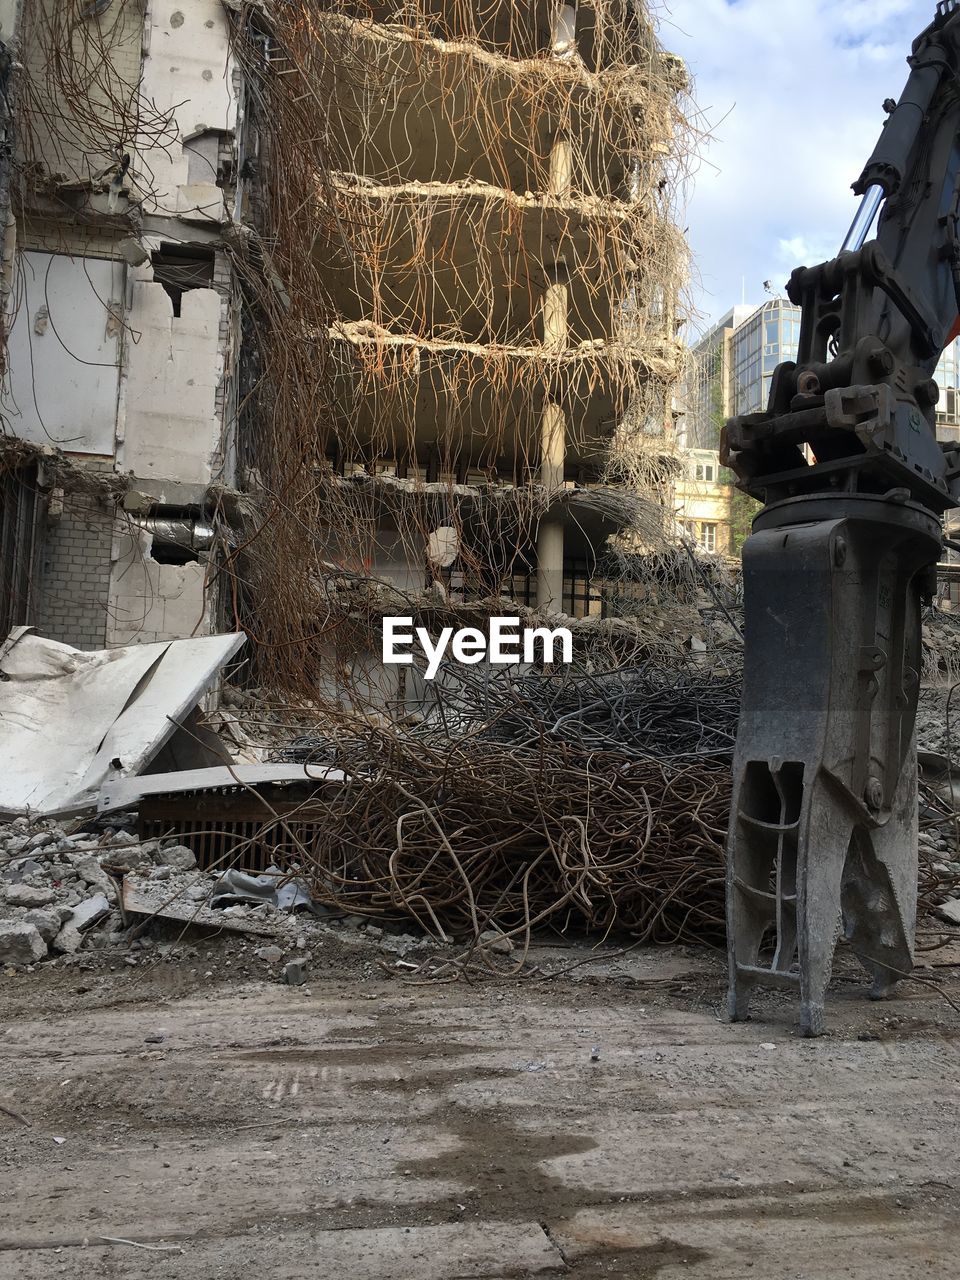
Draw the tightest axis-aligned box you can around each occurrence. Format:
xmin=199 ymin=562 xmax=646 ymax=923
xmin=322 ymin=744 xmax=728 ymax=946
xmin=418 ymin=662 xmax=742 ymax=758
xmin=257 ymin=663 xmax=729 ymax=945
xmin=250 ymin=653 xmax=960 ymax=951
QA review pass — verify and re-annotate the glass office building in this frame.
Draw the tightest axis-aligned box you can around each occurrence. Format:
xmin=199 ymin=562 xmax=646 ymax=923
xmin=728 ymin=301 xmax=960 ymax=434
xmin=729 ymin=299 xmax=803 ymax=417
xmin=682 ymin=299 xmax=960 ymax=568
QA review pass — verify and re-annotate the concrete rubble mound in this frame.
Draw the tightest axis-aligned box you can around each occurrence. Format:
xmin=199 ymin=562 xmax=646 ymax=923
xmin=0 ymin=817 xmax=449 ymax=979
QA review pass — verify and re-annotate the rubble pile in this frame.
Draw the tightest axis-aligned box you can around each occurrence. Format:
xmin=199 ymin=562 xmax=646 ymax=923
xmin=923 ymin=609 xmax=960 ymax=684
xmin=0 ymin=819 xmax=445 ymax=977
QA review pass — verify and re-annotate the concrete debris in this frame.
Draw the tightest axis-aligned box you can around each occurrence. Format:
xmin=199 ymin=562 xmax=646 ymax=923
xmin=4 ymin=883 xmax=56 ymax=908
xmin=121 ymin=870 xmax=319 ymax=943
xmin=21 ymin=908 xmax=62 ymax=943
xmin=934 ymin=899 xmax=960 ymax=927
xmin=72 ymin=855 xmax=117 ymax=900
xmin=2 ymin=857 xmax=43 ymax=883
xmin=53 ymin=895 xmax=111 ymax=955
xmin=2 ymin=786 xmax=952 ymax=982
xmin=479 ymin=929 xmax=514 ymax=954
xmin=0 ymin=921 xmax=47 ymax=967
xmin=0 ymin=814 xmax=467 ymax=977
xmin=156 ymin=844 xmax=197 ymax=871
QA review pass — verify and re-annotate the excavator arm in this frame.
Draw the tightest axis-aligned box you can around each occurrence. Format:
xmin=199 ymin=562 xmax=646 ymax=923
xmin=721 ymin=1 xmax=960 ymax=1035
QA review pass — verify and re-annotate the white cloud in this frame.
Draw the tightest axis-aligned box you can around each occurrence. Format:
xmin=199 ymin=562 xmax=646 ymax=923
xmin=776 ymin=235 xmax=837 ymax=265
xmin=660 ymin=0 xmax=936 ymax=333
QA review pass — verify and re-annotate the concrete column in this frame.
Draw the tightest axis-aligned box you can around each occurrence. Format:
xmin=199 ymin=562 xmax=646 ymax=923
xmin=548 ymin=137 xmax=573 ymax=197
xmin=536 ymin=120 xmax=573 ymax=612
xmin=536 ymin=262 xmax=569 ymax=610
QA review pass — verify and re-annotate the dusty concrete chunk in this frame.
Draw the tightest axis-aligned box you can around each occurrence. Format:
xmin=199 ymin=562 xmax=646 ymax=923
xmin=52 ymin=924 xmax=83 ymax=956
xmin=0 ymin=922 xmax=47 ymax=965
xmin=479 ymin=928 xmax=514 ymax=954
xmin=5 ymin=883 xmax=56 ymax=908
xmin=935 ymin=898 xmax=960 ymax=926
xmin=72 ymin=894 xmax=110 ymax=931
xmin=72 ymin=855 xmax=115 ymax=897
xmin=157 ymin=844 xmax=197 ymax=871
xmin=22 ymin=908 xmax=62 ymax=943
xmin=102 ymin=844 xmax=154 ymax=871
xmin=24 ymin=831 xmax=56 ymax=851
xmin=2 ymin=858 xmax=43 ymax=883
xmin=52 ymin=894 xmax=110 ymax=956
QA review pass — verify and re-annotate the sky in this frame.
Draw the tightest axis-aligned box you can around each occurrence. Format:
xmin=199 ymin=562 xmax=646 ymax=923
xmin=659 ymin=0 xmax=938 ymax=335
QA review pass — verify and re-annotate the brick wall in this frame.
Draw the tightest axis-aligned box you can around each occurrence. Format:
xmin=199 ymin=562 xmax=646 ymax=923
xmin=35 ymin=490 xmax=115 ymax=649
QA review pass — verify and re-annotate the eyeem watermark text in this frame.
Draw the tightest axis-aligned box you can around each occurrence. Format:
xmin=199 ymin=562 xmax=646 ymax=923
xmin=382 ymin=616 xmax=573 ymax=680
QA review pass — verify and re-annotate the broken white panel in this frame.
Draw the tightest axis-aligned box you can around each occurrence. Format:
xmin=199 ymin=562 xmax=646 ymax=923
xmin=176 ymin=181 xmax=228 ymax=226
xmin=3 ymin=252 xmax=122 ymax=454
xmin=136 ymin=1 xmax=237 ymax=215
xmin=0 ymin=629 xmax=245 ymax=818
xmin=120 ymin=279 xmax=223 ymax=484
xmin=100 ymin=764 xmax=348 ymax=813
xmin=108 ymin=527 xmax=212 ymax=647
xmin=0 ymin=0 xmax=19 ymax=40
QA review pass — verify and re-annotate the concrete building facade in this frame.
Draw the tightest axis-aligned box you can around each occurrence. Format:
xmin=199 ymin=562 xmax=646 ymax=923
xmin=0 ymin=0 xmax=238 ymax=650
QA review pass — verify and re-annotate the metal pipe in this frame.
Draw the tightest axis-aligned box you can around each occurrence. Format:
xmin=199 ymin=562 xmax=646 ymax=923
xmin=840 ymin=184 xmax=885 ymax=253
xmin=134 ymin=516 xmax=215 ymax=553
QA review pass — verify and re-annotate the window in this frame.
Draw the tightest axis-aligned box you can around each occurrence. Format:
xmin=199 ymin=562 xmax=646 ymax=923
xmin=699 ymin=523 xmax=717 ymax=553
xmin=694 ymin=461 xmax=715 ymax=482
xmin=563 ymin=559 xmax=604 ymax=619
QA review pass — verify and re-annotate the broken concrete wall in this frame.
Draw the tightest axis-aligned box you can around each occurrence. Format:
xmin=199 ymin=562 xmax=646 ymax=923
xmin=119 ymin=270 xmax=226 ymax=486
xmin=5 ymin=251 xmax=123 ymax=454
xmin=107 ymin=525 xmax=211 ymax=647
xmin=137 ymin=0 xmax=237 ymax=221
xmin=0 ymin=1 xmax=19 ymax=41
xmin=19 ymin=0 xmax=144 ymax=191
xmin=2 ymin=0 xmax=240 ymax=650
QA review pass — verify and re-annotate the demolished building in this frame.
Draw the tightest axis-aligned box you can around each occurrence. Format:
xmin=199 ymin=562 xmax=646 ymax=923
xmin=0 ymin=1 xmax=692 ymax=699
xmin=228 ymin=0 xmax=691 ymax=705
xmin=0 ymin=0 xmax=238 ymax=649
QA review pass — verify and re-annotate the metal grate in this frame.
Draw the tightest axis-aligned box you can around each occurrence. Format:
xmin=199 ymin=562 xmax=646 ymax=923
xmin=137 ymin=784 xmax=329 ymax=873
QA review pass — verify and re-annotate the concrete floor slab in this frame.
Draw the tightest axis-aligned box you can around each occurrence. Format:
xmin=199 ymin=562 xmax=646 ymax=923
xmin=0 ymin=948 xmax=957 ymax=1277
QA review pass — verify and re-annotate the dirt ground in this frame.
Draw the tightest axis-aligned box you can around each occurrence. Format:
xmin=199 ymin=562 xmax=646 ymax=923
xmin=1 ymin=935 xmax=959 ymax=1279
